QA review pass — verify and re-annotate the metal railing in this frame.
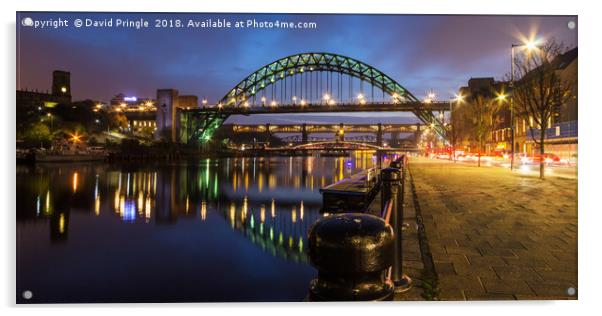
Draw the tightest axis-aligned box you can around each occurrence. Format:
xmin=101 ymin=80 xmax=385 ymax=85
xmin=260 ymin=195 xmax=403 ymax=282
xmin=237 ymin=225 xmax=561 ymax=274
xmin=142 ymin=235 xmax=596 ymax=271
xmin=380 ymin=155 xmax=412 ymax=293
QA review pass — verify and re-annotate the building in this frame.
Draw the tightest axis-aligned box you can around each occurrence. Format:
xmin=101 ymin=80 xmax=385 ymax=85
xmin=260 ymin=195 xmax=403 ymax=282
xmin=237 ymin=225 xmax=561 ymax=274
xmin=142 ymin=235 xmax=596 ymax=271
xmin=108 ymin=91 xmax=199 ymax=140
xmin=493 ymin=47 xmax=577 ymax=160
xmin=17 ymin=70 xmax=72 ymax=108
xmin=453 ymin=77 xmax=509 ymax=153
xmin=109 ymin=93 xmax=155 ymax=113
xmin=454 ymin=47 xmax=577 ymax=161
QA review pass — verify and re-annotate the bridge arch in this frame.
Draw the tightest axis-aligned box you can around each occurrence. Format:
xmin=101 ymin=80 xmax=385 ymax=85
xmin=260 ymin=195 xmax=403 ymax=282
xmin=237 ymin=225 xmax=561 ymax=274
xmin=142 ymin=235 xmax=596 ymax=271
xmin=219 ymin=52 xmax=420 ymax=107
xmin=187 ymin=52 xmax=447 ymax=144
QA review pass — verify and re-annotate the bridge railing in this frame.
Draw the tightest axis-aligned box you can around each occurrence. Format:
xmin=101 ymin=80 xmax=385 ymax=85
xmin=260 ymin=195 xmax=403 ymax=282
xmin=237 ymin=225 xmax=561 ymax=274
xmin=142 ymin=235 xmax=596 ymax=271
xmin=185 ymin=100 xmax=451 ymax=112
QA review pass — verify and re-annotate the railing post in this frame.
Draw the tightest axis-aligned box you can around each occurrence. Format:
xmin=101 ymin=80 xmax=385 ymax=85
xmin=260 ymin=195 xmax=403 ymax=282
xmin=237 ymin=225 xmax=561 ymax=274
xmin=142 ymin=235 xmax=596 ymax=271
xmin=381 ymin=166 xmax=412 ymax=293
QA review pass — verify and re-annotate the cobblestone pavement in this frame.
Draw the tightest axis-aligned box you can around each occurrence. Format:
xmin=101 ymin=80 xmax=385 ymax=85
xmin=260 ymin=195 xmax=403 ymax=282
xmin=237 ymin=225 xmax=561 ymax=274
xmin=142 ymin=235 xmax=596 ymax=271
xmin=407 ymin=158 xmax=577 ymax=300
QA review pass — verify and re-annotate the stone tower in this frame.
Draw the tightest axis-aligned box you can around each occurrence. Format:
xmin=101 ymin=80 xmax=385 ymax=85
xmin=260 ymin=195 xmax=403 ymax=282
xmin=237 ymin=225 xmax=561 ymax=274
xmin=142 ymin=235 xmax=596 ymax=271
xmin=155 ymin=89 xmax=179 ymax=142
xmin=52 ymin=70 xmax=71 ymax=96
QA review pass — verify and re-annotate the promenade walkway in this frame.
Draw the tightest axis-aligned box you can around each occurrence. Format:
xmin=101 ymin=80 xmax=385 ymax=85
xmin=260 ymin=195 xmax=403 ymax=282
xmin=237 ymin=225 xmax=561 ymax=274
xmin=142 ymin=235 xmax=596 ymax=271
xmin=406 ymin=158 xmax=577 ymax=300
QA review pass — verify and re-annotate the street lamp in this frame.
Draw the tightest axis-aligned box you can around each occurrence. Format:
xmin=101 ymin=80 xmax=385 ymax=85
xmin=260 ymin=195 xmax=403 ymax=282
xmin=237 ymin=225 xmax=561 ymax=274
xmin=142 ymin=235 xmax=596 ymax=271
xmin=46 ymin=113 xmax=53 ymax=130
xmin=509 ymin=38 xmax=541 ymax=171
xmin=357 ymin=93 xmax=366 ymax=105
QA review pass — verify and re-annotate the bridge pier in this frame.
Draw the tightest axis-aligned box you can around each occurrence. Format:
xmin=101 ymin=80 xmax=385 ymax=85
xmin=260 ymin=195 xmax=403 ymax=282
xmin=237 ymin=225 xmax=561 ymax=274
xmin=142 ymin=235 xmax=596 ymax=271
xmin=376 ymin=123 xmax=383 ymax=147
xmin=414 ymin=124 xmax=421 ymax=148
xmin=302 ymin=123 xmax=308 ymax=144
xmin=265 ymin=123 xmax=271 ymax=141
xmin=391 ymin=131 xmax=399 ymax=148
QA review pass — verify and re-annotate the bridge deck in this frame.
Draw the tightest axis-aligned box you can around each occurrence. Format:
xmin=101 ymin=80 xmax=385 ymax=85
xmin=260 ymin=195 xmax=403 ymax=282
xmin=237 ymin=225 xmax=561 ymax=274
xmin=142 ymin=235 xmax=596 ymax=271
xmin=182 ymin=102 xmax=450 ymax=115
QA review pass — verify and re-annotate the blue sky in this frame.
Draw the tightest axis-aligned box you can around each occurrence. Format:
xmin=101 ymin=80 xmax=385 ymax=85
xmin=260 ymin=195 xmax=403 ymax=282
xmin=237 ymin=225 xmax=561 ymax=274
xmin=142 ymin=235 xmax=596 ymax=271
xmin=16 ymin=12 xmax=577 ymax=124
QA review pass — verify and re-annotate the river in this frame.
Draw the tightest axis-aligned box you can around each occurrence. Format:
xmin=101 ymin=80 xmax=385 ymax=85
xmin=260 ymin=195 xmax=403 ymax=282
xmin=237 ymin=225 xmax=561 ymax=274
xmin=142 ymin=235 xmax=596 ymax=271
xmin=16 ymin=152 xmax=381 ymax=303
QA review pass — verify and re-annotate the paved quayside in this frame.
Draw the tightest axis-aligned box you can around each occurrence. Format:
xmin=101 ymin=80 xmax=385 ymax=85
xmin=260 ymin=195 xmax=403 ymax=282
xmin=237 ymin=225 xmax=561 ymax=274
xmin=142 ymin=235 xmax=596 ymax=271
xmin=404 ymin=157 xmax=577 ymax=300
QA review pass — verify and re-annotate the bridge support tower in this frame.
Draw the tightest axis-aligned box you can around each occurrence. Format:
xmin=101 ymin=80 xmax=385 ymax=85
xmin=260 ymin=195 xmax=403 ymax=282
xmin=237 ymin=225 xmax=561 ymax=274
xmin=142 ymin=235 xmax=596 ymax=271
xmin=376 ymin=123 xmax=383 ymax=147
xmin=265 ymin=123 xmax=271 ymax=141
xmin=414 ymin=124 xmax=421 ymax=148
xmin=302 ymin=123 xmax=308 ymax=144
xmin=156 ymin=89 xmax=179 ymax=142
xmin=391 ymin=131 xmax=399 ymax=148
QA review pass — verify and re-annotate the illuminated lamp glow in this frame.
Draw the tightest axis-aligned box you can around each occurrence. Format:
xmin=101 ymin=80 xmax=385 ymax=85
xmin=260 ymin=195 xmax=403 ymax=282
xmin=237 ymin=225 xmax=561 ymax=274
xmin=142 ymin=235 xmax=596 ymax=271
xmin=124 ymin=96 xmax=137 ymax=102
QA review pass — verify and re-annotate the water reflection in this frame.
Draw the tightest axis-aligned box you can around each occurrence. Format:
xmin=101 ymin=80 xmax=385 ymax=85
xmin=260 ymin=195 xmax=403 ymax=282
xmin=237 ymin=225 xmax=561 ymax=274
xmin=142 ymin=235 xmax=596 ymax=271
xmin=16 ymin=152 xmax=378 ymax=300
xmin=18 ymin=153 xmax=378 ymax=243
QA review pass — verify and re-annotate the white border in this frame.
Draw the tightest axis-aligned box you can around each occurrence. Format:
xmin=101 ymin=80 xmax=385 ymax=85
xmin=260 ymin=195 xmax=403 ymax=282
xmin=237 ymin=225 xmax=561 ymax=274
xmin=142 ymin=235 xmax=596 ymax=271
xmin=2 ymin=1 xmax=600 ymax=316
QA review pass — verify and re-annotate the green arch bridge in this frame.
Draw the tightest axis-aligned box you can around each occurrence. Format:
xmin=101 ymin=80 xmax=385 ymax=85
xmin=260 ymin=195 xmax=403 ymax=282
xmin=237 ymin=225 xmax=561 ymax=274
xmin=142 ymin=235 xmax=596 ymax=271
xmin=178 ymin=52 xmax=450 ymax=145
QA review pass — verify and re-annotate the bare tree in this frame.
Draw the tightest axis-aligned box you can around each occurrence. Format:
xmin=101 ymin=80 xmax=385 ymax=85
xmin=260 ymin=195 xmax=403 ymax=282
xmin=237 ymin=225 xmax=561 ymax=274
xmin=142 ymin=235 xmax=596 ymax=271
xmin=512 ymin=40 xmax=573 ymax=179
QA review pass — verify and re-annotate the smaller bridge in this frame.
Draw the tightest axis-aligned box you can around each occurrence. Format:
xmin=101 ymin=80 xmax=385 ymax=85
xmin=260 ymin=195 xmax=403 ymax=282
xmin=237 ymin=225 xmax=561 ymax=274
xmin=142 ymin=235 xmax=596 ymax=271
xmin=225 ymin=122 xmax=424 ymax=147
xmin=227 ymin=123 xmax=419 ymax=134
xmin=289 ymin=141 xmax=384 ymax=150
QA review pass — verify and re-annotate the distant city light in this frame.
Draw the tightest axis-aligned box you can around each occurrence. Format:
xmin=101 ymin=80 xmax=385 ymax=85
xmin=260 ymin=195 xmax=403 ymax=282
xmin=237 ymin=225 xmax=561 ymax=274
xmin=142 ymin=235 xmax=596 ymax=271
xmin=124 ymin=96 xmax=137 ymax=102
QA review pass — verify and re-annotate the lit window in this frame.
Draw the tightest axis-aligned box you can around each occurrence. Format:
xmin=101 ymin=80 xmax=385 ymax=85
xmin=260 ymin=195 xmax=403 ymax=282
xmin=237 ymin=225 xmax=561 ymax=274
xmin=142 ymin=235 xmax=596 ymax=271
xmin=555 ymin=126 xmax=561 ymax=136
xmin=61 ymin=86 xmax=67 ymax=93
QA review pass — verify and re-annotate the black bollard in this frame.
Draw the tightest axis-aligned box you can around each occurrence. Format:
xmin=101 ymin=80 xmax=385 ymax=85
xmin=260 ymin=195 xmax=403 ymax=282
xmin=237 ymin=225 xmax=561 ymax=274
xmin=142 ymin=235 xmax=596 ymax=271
xmin=308 ymin=213 xmax=395 ymax=301
xmin=380 ymin=167 xmax=412 ymax=293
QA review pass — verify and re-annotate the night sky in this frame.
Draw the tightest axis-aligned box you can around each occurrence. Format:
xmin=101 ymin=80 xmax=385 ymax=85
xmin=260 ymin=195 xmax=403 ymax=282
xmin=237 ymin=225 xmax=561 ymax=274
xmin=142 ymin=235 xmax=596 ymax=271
xmin=16 ymin=12 xmax=577 ymax=124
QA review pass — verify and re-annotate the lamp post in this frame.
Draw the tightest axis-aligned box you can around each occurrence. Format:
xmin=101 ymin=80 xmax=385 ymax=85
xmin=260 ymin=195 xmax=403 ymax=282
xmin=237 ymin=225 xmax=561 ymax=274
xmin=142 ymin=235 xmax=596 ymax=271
xmin=46 ymin=113 xmax=53 ymax=131
xmin=449 ymin=93 xmax=464 ymax=162
xmin=510 ymin=44 xmax=518 ymax=171
xmin=509 ymin=39 xmax=540 ymax=171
